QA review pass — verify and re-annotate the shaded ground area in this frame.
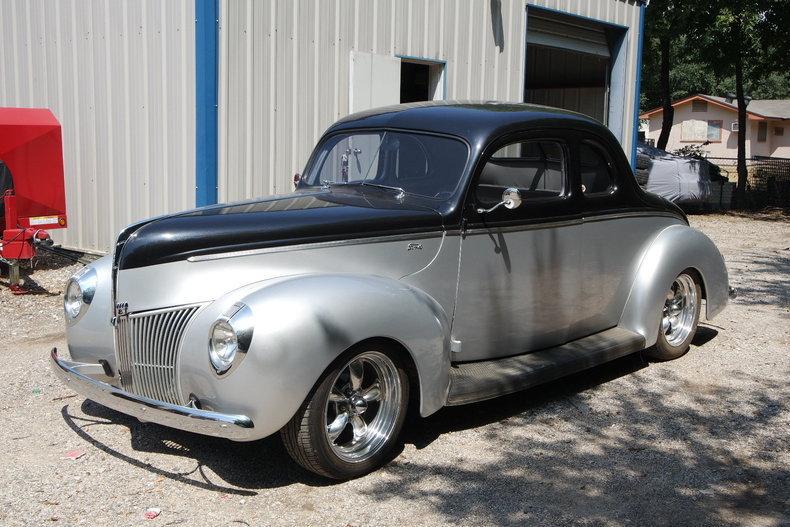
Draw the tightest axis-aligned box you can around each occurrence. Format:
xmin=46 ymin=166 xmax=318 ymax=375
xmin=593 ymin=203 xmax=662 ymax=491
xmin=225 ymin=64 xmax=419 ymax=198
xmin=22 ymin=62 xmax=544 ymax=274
xmin=0 ymin=213 xmax=787 ymax=526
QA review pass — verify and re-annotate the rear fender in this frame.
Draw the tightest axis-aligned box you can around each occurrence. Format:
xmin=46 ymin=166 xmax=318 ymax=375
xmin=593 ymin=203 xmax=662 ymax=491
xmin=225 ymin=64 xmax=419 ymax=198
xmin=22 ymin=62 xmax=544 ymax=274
xmin=619 ymin=225 xmax=729 ymax=346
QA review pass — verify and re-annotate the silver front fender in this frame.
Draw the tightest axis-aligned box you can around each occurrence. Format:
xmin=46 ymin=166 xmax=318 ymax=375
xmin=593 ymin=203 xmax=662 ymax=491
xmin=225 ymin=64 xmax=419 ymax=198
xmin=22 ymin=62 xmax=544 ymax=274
xmin=177 ymin=273 xmax=451 ymax=440
xmin=619 ymin=224 xmax=729 ymax=346
xmin=64 ymin=255 xmax=116 ymax=368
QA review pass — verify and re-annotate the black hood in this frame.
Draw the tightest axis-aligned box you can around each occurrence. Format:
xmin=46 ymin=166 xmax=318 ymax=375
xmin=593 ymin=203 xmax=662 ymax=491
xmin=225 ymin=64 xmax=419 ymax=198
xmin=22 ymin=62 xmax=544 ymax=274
xmin=117 ymin=188 xmax=443 ymax=270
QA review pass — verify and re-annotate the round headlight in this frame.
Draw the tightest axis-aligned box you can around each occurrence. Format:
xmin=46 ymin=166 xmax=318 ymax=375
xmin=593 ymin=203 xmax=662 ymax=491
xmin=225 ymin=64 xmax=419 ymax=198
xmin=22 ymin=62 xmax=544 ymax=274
xmin=209 ymin=320 xmax=238 ymax=373
xmin=63 ymin=267 xmax=98 ymax=324
xmin=64 ymin=279 xmax=83 ymax=320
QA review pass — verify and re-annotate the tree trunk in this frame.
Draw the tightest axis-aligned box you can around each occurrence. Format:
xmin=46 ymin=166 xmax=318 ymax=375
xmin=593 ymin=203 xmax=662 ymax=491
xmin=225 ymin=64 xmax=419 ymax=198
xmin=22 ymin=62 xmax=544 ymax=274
xmin=734 ymin=23 xmax=748 ymax=207
xmin=657 ymin=37 xmax=674 ymax=151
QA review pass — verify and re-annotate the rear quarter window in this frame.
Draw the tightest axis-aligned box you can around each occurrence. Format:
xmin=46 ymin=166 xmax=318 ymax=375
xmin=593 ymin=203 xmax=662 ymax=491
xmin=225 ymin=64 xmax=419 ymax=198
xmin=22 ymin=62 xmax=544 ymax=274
xmin=579 ymin=141 xmax=616 ymax=196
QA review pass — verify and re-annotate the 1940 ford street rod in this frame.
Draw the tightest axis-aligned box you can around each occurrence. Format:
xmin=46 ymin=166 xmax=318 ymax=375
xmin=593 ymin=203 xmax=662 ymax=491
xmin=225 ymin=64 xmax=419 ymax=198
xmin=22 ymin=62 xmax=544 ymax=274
xmin=52 ymin=102 xmax=730 ymax=479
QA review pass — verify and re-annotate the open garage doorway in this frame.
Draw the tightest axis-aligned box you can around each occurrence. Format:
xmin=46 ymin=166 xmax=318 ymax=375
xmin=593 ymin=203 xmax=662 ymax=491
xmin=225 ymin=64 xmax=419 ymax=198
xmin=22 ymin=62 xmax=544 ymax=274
xmin=400 ymin=58 xmax=446 ymax=103
xmin=525 ymin=7 xmax=627 ymax=142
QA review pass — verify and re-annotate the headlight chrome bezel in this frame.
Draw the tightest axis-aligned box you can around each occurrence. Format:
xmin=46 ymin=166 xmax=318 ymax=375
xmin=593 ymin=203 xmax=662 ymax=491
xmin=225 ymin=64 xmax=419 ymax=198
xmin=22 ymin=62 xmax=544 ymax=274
xmin=64 ymin=267 xmax=98 ymax=325
xmin=208 ymin=302 xmax=254 ymax=376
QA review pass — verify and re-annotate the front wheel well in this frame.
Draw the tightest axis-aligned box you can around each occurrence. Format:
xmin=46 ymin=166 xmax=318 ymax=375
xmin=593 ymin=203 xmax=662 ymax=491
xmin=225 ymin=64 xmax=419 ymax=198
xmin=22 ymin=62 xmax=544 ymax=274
xmin=350 ymin=337 xmax=421 ymax=419
xmin=296 ymin=337 xmax=422 ymax=425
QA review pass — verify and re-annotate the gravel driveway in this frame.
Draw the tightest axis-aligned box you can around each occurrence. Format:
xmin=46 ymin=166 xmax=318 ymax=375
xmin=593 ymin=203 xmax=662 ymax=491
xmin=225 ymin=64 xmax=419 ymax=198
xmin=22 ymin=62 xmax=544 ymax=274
xmin=1 ymin=213 xmax=787 ymax=527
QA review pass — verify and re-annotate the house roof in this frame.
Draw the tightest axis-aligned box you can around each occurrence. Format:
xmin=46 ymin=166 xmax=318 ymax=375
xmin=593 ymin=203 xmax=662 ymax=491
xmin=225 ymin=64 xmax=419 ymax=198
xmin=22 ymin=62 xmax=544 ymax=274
xmin=640 ymin=94 xmax=790 ymax=121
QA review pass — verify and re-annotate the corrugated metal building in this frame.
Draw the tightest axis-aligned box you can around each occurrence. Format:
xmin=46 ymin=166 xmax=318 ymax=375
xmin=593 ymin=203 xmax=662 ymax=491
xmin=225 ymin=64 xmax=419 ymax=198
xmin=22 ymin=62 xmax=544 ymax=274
xmin=0 ymin=0 xmax=645 ymax=253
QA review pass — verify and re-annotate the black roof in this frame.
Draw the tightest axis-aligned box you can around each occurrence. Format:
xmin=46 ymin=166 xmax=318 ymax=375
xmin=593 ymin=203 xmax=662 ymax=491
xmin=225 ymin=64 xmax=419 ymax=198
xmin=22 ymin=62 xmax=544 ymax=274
xmin=327 ymin=101 xmax=610 ymax=146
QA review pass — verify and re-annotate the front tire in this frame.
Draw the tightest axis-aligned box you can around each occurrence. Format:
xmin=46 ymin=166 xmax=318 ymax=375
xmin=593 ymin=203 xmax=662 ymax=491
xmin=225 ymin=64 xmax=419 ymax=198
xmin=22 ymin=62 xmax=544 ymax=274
xmin=645 ymin=271 xmax=702 ymax=361
xmin=281 ymin=347 xmax=409 ymax=479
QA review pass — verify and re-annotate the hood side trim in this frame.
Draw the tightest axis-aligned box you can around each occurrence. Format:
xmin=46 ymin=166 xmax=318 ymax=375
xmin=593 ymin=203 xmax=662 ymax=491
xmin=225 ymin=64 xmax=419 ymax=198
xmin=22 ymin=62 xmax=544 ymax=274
xmin=186 ymin=230 xmax=446 ymax=263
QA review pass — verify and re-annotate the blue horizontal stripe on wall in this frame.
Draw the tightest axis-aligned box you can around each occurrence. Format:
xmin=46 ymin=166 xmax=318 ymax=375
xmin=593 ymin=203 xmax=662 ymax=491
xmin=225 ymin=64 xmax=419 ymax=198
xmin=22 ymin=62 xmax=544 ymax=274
xmin=195 ymin=0 xmax=219 ymax=207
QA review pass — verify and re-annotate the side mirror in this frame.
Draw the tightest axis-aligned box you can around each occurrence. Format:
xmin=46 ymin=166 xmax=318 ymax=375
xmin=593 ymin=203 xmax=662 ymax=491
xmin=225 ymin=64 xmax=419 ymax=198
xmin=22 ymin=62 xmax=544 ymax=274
xmin=476 ymin=187 xmax=522 ymax=214
xmin=293 ymin=173 xmax=302 ymax=189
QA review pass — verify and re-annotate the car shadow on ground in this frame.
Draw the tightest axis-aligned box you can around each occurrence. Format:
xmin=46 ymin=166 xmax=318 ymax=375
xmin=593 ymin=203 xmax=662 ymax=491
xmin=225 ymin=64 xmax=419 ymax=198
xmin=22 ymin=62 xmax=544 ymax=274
xmin=58 ymin=325 xmax=788 ymax=524
xmin=61 ymin=351 xmax=654 ymax=494
xmin=59 ymin=328 xmax=707 ymax=491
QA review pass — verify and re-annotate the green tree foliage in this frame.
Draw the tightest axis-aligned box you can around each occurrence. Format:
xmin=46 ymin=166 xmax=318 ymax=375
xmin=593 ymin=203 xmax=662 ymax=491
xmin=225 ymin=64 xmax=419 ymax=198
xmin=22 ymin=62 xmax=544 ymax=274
xmin=641 ymin=0 xmax=790 ymax=203
xmin=641 ymin=3 xmax=790 ymax=112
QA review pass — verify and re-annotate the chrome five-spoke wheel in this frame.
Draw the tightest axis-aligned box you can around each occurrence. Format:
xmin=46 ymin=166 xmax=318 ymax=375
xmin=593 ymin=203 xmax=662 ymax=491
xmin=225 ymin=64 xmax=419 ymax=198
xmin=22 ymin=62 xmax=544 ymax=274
xmin=281 ymin=346 xmax=409 ymax=479
xmin=647 ymin=271 xmax=702 ymax=361
xmin=661 ymin=273 xmax=698 ymax=347
xmin=325 ymin=352 xmax=402 ymax=462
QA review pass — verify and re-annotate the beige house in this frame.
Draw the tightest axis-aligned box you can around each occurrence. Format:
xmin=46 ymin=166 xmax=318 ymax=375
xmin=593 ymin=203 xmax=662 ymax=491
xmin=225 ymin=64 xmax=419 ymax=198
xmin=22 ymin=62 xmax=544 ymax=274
xmin=641 ymin=94 xmax=790 ymax=159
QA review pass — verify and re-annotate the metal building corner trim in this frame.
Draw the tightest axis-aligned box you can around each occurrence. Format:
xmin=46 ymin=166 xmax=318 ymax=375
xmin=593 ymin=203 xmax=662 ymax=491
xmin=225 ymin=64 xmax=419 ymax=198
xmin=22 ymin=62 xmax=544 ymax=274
xmin=631 ymin=2 xmax=646 ymax=171
xmin=195 ymin=0 xmax=220 ymax=207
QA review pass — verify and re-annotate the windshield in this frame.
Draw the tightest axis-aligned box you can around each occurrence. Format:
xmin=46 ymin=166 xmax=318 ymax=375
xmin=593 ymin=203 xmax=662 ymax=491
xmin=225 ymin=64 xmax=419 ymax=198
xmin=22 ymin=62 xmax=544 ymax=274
xmin=301 ymin=131 xmax=468 ymax=199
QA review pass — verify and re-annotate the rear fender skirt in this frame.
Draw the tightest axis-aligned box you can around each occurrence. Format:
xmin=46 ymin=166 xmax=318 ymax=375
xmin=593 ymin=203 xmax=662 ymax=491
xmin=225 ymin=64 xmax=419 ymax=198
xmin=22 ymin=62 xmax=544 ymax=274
xmin=619 ymin=224 xmax=729 ymax=347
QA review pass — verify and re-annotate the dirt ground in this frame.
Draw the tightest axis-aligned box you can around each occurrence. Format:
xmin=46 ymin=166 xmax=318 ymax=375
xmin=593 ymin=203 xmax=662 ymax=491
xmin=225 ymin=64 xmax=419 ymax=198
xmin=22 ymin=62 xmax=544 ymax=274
xmin=0 ymin=213 xmax=787 ymax=527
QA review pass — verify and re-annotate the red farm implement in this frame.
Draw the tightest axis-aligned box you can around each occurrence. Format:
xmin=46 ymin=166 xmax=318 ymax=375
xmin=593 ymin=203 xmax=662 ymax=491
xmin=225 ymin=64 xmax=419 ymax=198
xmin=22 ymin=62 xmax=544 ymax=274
xmin=0 ymin=108 xmax=68 ymax=294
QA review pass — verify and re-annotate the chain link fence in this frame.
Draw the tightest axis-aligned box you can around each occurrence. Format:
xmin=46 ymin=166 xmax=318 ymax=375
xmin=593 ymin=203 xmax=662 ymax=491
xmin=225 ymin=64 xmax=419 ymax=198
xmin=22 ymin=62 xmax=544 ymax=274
xmin=699 ymin=157 xmax=790 ymax=210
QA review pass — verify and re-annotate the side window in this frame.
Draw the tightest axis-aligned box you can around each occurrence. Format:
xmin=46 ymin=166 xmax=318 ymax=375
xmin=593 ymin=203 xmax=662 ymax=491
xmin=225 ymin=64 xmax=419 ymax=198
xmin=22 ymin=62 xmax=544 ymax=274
xmin=579 ymin=141 xmax=616 ymax=196
xmin=476 ymin=140 xmax=566 ymax=207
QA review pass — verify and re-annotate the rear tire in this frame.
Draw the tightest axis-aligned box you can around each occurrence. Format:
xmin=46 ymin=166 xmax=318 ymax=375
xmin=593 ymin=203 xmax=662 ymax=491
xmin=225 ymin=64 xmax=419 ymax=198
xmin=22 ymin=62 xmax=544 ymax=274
xmin=645 ymin=271 xmax=702 ymax=361
xmin=281 ymin=345 xmax=409 ymax=480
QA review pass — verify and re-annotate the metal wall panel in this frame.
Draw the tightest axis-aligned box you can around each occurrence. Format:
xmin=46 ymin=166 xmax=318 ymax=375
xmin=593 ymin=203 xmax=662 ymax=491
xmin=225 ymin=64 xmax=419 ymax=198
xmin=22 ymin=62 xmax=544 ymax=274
xmin=0 ymin=0 xmax=640 ymax=251
xmin=220 ymin=0 xmax=641 ymax=202
xmin=0 ymin=0 xmax=196 ymax=253
xmin=219 ymin=0 xmax=530 ymax=202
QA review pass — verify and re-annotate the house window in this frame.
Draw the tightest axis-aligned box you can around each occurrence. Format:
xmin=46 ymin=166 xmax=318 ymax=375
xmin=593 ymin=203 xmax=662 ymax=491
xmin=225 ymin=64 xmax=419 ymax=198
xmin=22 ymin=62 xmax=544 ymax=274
xmin=758 ymin=122 xmax=768 ymax=142
xmin=775 ymin=126 xmax=785 ymax=137
xmin=707 ymin=120 xmax=723 ymax=141
xmin=692 ymin=100 xmax=708 ymax=113
xmin=681 ymin=119 xmax=722 ymax=141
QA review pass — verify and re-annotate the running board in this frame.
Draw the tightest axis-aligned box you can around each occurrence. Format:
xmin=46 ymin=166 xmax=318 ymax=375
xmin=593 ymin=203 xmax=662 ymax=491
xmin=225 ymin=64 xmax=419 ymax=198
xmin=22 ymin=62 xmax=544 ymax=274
xmin=447 ymin=327 xmax=645 ymax=406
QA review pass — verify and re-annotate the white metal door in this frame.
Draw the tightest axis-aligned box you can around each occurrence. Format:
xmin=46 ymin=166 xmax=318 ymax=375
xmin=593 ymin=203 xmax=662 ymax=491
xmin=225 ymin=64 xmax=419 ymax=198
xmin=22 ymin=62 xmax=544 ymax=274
xmin=349 ymin=52 xmax=401 ymax=114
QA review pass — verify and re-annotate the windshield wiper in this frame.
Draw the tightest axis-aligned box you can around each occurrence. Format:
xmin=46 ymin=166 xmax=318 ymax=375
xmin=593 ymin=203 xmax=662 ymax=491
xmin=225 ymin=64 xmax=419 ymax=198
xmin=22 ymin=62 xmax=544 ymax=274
xmin=361 ymin=182 xmax=406 ymax=198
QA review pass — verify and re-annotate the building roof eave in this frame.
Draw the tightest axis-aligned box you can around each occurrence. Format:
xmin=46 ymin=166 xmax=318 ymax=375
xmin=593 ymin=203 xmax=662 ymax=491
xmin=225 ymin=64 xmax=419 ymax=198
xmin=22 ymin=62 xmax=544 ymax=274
xmin=639 ymin=94 xmax=778 ymax=121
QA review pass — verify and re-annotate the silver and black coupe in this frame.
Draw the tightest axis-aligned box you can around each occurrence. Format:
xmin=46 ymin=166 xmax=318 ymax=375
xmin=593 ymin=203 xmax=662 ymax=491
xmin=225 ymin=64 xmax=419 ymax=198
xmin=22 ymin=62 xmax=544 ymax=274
xmin=52 ymin=102 xmax=730 ymax=479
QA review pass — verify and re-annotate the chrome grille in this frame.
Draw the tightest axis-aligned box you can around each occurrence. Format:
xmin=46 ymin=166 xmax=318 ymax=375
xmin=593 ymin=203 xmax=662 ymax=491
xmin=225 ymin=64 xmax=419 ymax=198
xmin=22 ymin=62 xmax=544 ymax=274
xmin=114 ymin=305 xmax=201 ymax=405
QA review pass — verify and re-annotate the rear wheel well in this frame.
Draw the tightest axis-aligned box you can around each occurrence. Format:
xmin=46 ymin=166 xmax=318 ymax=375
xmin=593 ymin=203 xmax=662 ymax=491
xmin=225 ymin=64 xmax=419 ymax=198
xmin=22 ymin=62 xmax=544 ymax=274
xmin=682 ymin=267 xmax=706 ymax=300
xmin=677 ymin=267 xmax=707 ymax=320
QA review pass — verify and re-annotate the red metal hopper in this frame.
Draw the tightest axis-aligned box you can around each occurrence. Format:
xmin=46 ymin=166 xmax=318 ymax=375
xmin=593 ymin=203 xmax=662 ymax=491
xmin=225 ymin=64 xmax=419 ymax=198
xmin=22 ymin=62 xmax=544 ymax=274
xmin=0 ymin=107 xmax=68 ymax=293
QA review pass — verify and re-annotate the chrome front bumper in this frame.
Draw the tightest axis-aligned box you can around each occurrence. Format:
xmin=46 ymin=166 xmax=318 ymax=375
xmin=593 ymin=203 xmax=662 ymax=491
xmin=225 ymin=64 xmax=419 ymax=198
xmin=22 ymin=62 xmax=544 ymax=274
xmin=50 ymin=349 xmax=255 ymax=441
